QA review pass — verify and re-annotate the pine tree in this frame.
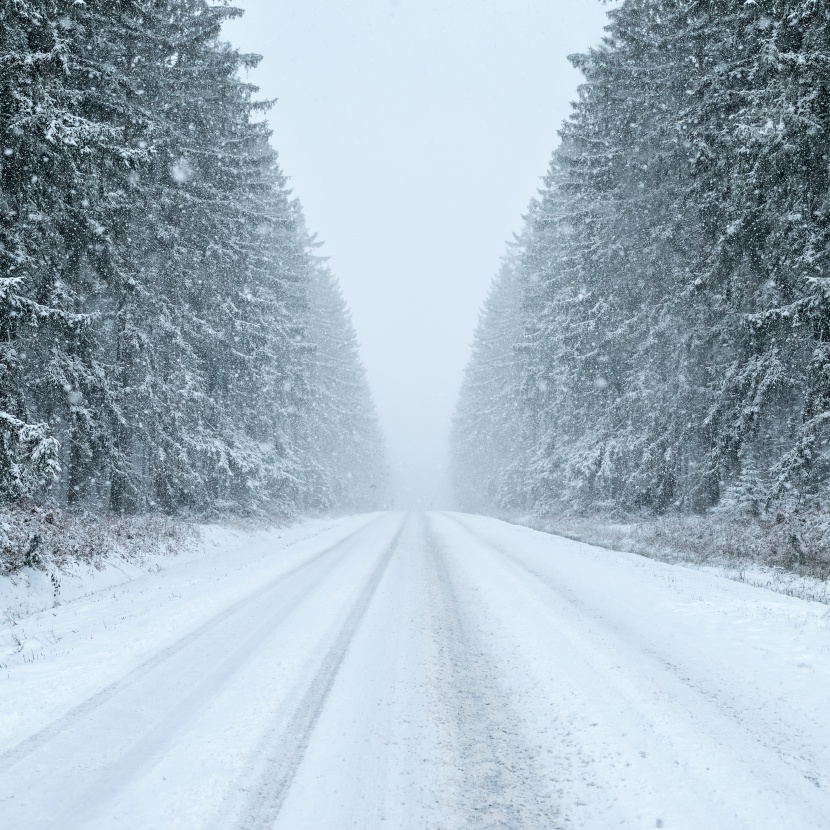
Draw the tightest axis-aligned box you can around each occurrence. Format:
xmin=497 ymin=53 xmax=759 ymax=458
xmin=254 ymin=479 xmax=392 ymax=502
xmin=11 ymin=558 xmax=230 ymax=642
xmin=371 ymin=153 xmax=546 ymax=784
xmin=1 ymin=0 xmax=386 ymax=519
xmin=452 ymin=234 xmax=529 ymax=513
xmin=453 ymin=0 xmax=830 ymax=519
xmin=304 ymin=255 xmax=387 ymax=512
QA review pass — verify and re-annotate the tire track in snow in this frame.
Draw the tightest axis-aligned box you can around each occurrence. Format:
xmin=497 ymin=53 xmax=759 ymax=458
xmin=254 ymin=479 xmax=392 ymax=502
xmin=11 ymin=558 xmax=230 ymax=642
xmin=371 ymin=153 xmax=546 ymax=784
xmin=230 ymin=515 xmax=408 ymax=830
xmin=423 ymin=514 xmax=562 ymax=830
xmin=0 ymin=515 xmax=382 ymax=770
xmin=440 ymin=512 xmax=830 ymax=823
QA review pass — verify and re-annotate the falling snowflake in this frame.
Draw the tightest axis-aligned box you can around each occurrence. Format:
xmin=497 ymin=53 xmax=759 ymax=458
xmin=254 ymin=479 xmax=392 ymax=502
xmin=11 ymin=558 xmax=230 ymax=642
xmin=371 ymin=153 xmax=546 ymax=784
xmin=170 ymin=158 xmax=194 ymax=184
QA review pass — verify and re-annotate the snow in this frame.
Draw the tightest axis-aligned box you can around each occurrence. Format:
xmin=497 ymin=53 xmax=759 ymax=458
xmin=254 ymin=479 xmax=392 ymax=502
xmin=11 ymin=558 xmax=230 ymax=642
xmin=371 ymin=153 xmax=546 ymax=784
xmin=0 ymin=515 xmax=374 ymax=744
xmin=2 ymin=512 xmax=830 ymax=828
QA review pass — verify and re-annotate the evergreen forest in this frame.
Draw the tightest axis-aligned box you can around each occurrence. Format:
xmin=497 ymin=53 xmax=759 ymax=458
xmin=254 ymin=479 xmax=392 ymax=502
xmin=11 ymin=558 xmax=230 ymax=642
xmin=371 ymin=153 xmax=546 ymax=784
xmin=0 ymin=0 xmax=386 ymax=520
xmin=453 ymin=0 xmax=830 ymax=524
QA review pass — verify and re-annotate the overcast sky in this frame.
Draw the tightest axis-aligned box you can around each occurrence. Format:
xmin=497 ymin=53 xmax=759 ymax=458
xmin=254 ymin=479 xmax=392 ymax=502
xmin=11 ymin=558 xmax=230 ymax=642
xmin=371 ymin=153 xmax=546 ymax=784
xmin=223 ymin=0 xmax=613 ymax=508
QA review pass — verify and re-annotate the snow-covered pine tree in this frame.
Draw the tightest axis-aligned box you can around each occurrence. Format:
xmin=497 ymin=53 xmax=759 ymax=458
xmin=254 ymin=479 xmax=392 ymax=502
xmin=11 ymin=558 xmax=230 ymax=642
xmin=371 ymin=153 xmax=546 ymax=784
xmin=454 ymin=0 xmax=830 ymax=520
xmin=697 ymin=0 xmax=830 ymax=510
xmin=506 ymin=0 xmax=702 ymax=514
xmin=303 ymin=254 xmax=387 ymax=512
xmin=125 ymin=0 xmax=301 ymax=515
xmin=1 ymin=0 xmax=386 ymax=518
xmin=0 ymin=0 xmax=132 ymax=505
xmin=451 ymin=233 xmax=530 ymax=513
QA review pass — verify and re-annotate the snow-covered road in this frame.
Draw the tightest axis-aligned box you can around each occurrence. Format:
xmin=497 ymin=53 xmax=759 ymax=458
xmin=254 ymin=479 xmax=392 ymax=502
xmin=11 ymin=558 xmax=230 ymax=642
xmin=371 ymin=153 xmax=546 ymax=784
xmin=2 ymin=512 xmax=830 ymax=829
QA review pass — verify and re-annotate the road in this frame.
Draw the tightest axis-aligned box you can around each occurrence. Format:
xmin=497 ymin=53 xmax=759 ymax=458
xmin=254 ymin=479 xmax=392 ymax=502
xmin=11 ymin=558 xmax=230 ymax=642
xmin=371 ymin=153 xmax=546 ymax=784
xmin=1 ymin=512 xmax=830 ymax=829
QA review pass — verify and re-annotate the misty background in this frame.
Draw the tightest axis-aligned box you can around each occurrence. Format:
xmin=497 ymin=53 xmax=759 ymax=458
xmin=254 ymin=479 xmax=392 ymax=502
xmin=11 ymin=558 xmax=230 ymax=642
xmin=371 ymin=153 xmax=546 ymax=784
xmin=223 ymin=0 xmax=613 ymax=508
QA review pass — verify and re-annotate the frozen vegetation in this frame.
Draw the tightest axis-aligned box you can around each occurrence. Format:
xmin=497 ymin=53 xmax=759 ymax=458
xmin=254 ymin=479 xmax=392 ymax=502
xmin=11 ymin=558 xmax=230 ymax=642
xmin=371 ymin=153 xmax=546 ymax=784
xmin=453 ymin=0 xmax=830 ymax=574
xmin=4 ymin=1 xmax=830 ymax=827
xmin=0 ymin=0 xmax=386 ymax=575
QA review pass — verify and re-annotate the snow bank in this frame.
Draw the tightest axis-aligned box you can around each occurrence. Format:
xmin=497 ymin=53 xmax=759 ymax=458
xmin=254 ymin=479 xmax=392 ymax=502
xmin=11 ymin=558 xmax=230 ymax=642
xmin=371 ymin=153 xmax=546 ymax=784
xmin=510 ymin=513 xmax=830 ymax=605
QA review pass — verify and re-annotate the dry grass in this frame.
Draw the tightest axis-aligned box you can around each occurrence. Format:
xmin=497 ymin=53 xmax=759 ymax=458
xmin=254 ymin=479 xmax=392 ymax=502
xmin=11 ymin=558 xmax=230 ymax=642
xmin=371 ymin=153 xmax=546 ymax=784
xmin=0 ymin=505 xmax=197 ymax=576
xmin=520 ymin=509 xmax=830 ymax=584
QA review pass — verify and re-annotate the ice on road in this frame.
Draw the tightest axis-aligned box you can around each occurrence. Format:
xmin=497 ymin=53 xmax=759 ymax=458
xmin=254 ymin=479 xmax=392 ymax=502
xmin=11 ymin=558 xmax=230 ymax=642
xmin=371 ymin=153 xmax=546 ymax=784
xmin=2 ymin=512 xmax=830 ymax=829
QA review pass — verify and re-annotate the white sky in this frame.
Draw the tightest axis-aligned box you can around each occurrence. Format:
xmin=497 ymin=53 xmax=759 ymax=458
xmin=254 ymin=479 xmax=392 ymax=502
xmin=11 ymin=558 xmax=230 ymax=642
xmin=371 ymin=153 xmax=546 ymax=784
xmin=223 ymin=0 xmax=613 ymax=508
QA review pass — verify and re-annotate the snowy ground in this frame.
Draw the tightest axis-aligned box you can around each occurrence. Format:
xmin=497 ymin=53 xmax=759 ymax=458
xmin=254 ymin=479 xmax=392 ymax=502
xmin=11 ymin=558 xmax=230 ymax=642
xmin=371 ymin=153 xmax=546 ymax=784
xmin=509 ymin=514 xmax=830 ymax=605
xmin=2 ymin=512 xmax=829 ymax=829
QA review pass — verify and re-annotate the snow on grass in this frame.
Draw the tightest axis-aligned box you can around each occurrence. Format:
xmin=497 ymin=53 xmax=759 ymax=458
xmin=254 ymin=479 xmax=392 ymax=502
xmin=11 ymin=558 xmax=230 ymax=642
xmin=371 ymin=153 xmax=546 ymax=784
xmin=510 ymin=513 xmax=830 ymax=605
xmin=0 ymin=514 xmax=368 ymax=750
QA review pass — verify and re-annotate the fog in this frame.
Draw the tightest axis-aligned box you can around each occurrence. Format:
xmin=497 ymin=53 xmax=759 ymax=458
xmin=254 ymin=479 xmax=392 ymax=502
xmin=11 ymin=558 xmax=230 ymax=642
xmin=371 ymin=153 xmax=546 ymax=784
xmin=223 ymin=0 xmax=612 ymax=508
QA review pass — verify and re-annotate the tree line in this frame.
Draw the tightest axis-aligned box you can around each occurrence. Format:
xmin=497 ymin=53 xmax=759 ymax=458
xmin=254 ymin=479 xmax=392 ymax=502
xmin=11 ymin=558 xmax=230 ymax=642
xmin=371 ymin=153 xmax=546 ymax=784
xmin=1 ymin=0 xmax=385 ymax=516
xmin=453 ymin=0 xmax=830 ymax=519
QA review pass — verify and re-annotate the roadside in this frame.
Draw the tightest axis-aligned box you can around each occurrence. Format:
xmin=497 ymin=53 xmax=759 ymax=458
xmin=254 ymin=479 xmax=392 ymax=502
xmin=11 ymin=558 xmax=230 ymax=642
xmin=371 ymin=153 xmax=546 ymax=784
xmin=504 ymin=511 xmax=830 ymax=605
xmin=0 ymin=514 xmax=368 ymax=690
xmin=0 ymin=506 xmax=363 ymax=623
xmin=3 ymin=511 xmax=830 ymax=828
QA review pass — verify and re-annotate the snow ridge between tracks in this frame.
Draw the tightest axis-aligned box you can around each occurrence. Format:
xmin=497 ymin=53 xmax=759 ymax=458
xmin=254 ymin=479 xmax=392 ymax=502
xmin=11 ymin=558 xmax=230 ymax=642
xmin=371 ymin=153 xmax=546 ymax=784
xmin=423 ymin=514 xmax=562 ymax=829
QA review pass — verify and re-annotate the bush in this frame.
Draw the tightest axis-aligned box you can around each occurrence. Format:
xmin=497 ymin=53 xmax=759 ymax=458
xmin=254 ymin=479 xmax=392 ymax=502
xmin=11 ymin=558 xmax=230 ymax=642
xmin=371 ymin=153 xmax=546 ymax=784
xmin=524 ymin=509 xmax=830 ymax=583
xmin=0 ymin=505 xmax=196 ymax=576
